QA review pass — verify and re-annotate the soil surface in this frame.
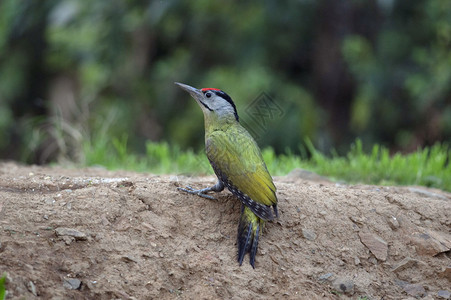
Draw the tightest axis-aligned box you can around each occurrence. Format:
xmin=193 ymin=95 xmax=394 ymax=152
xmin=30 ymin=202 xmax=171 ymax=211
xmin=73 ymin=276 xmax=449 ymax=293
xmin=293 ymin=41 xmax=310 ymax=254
xmin=0 ymin=162 xmax=450 ymax=299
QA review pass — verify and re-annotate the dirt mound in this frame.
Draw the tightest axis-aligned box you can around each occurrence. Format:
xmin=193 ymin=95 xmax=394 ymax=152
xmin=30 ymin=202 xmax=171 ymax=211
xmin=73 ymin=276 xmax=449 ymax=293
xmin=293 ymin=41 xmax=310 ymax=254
xmin=0 ymin=162 xmax=450 ymax=299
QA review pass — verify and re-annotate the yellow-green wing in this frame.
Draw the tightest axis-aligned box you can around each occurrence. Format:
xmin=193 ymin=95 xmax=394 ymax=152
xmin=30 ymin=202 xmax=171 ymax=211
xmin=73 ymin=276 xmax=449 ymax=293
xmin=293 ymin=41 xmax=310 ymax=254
xmin=206 ymin=125 xmax=277 ymax=220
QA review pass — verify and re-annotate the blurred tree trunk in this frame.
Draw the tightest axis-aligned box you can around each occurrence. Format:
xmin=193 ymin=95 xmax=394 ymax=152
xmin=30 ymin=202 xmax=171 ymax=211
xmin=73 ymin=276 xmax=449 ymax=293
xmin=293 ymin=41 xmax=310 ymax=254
xmin=5 ymin=1 xmax=53 ymax=161
xmin=312 ymin=0 xmax=380 ymax=152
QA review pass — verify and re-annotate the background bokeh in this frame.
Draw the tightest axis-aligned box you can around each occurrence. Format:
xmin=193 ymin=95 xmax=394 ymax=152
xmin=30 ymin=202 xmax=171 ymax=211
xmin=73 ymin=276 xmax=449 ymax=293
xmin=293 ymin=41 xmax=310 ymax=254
xmin=1 ymin=0 xmax=450 ymax=164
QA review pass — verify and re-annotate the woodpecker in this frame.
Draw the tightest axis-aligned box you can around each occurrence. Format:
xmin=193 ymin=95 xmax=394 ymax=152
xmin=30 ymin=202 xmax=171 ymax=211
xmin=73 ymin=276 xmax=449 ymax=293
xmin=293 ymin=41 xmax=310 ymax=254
xmin=175 ymin=82 xmax=278 ymax=268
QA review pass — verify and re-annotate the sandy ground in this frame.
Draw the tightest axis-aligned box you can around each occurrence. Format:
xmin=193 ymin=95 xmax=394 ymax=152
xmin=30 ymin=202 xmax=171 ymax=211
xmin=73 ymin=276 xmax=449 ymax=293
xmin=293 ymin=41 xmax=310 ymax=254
xmin=0 ymin=162 xmax=450 ymax=299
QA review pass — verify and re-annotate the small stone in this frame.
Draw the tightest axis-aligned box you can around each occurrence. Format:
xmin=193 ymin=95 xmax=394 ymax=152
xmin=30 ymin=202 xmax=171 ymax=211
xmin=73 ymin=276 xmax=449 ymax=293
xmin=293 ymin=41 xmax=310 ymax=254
xmin=331 ymin=277 xmax=354 ymax=295
xmin=407 ymin=187 xmax=448 ymax=200
xmin=302 ymin=228 xmax=317 ymax=241
xmin=438 ymin=290 xmax=451 ymax=299
xmin=391 ymin=257 xmax=425 ymax=273
xmin=354 ymin=256 xmax=361 ymax=265
xmin=159 ymin=252 xmax=164 ymax=258
xmin=387 ymin=216 xmax=400 ymax=230
xmin=318 ymin=273 xmax=334 ymax=281
xmin=63 ymin=278 xmax=81 ymax=290
xmin=394 ymin=279 xmax=408 ymax=287
xmin=411 ymin=231 xmax=451 ymax=256
xmin=359 ymin=231 xmax=388 ymax=261
xmin=62 ymin=236 xmax=75 ymax=245
xmin=27 ymin=281 xmax=38 ymax=296
xmin=122 ymin=256 xmax=138 ymax=263
xmin=349 ymin=216 xmax=365 ymax=225
xmin=285 ymin=168 xmax=329 ymax=182
xmin=55 ymin=227 xmax=87 ymax=241
xmin=403 ymin=283 xmax=426 ymax=297
xmin=440 ymin=266 xmax=451 ymax=281
xmin=44 ymin=198 xmax=55 ymax=205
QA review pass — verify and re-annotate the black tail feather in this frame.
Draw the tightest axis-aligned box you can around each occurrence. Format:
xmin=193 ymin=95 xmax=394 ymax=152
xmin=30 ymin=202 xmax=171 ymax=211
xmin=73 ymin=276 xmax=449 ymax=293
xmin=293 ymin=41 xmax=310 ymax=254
xmin=238 ymin=222 xmax=252 ymax=266
xmin=237 ymin=203 xmax=262 ymax=268
xmin=249 ymin=223 xmax=260 ymax=268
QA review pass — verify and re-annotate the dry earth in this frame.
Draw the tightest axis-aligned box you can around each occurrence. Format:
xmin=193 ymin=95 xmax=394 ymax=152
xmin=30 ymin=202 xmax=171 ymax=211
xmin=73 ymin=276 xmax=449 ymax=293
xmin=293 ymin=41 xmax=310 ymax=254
xmin=0 ymin=162 xmax=450 ymax=299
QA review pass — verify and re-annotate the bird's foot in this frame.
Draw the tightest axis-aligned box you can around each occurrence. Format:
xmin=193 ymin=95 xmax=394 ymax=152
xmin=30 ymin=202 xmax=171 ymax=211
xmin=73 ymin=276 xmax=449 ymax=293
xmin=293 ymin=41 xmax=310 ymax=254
xmin=177 ymin=186 xmax=217 ymax=200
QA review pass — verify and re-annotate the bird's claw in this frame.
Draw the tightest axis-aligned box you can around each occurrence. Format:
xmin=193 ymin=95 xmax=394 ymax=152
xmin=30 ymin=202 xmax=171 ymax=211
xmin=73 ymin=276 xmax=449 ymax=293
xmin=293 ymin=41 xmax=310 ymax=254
xmin=177 ymin=186 xmax=217 ymax=200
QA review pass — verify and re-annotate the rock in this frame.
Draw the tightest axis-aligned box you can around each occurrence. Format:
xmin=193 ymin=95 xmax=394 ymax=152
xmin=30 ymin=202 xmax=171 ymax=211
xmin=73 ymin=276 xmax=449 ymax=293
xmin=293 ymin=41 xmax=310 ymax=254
xmin=358 ymin=231 xmax=388 ymax=261
xmin=302 ymin=228 xmax=317 ymax=241
xmin=44 ymin=198 xmax=55 ymax=205
xmin=391 ymin=257 xmax=426 ymax=273
xmin=438 ymin=290 xmax=451 ymax=299
xmin=27 ymin=280 xmax=38 ymax=296
xmin=440 ymin=266 xmax=451 ymax=281
xmin=349 ymin=216 xmax=365 ymax=226
xmin=55 ymin=227 xmax=87 ymax=241
xmin=285 ymin=168 xmax=330 ymax=182
xmin=331 ymin=277 xmax=354 ymax=295
xmin=354 ymin=256 xmax=361 ymax=265
xmin=62 ymin=236 xmax=75 ymax=245
xmin=122 ymin=255 xmax=138 ymax=263
xmin=410 ymin=230 xmax=451 ymax=256
xmin=394 ymin=279 xmax=408 ymax=287
xmin=318 ymin=273 xmax=334 ymax=282
xmin=387 ymin=216 xmax=400 ymax=230
xmin=403 ymin=283 xmax=426 ymax=297
xmin=63 ymin=278 xmax=81 ymax=290
xmin=407 ymin=187 xmax=448 ymax=200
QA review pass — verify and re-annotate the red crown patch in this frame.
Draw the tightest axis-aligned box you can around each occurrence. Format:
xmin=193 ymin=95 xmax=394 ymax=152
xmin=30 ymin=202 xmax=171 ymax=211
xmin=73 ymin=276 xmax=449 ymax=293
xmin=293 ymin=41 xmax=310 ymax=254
xmin=201 ymin=88 xmax=221 ymax=92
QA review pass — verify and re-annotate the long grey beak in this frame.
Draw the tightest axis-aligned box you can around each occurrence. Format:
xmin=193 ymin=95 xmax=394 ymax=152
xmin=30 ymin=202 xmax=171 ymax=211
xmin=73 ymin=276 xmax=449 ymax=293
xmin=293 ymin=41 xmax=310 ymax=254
xmin=175 ymin=82 xmax=203 ymax=100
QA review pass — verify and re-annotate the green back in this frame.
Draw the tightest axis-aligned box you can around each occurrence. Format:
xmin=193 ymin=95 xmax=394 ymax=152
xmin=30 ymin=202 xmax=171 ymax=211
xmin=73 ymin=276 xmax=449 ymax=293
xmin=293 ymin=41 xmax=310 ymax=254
xmin=205 ymin=124 xmax=277 ymax=207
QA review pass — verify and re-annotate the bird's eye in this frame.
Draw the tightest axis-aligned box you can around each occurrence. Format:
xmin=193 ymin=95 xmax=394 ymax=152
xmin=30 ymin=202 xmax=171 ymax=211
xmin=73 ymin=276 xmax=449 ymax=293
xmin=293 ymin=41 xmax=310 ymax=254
xmin=205 ymin=92 xmax=212 ymax=98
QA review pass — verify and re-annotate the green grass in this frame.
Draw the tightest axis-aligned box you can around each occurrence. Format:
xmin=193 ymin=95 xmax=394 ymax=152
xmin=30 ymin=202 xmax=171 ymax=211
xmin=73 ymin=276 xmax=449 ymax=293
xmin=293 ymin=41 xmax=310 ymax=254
xmin=81 ymin=136 xmax=450 ymax=192
xmin=0 ymin=273 xmax=6 ymax=300
xmin=301 ymin=139 xmax=450 ymax=191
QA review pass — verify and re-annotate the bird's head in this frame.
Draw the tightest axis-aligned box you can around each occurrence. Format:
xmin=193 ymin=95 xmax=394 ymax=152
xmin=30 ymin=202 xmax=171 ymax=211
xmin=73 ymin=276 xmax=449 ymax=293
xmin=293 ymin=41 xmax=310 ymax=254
xmin=175 ymin=82 xmax=239 ymax=122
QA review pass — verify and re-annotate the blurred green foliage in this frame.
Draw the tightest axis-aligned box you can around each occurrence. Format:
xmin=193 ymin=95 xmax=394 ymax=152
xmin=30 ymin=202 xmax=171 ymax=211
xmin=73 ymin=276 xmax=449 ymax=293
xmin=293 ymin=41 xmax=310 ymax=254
xmin=0 ymin=0 xmax=450 ymax=166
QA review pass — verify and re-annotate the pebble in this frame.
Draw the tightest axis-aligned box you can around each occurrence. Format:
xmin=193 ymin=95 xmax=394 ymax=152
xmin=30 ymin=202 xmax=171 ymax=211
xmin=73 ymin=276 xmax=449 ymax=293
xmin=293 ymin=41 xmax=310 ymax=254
xmin=358 ymin=231 xmax=388 ymax=261
xmin=285 ymin=168 xmax=330 ymax=182
xmin=440 ymin=266 xmax=451 ymax=281
xmin=55 ymin=227 xmax=88 ymax=241
xmin=391 ymin=257 xmax=425 ymax=273
xmin=402 ymin=283 xmax=426 ymax=297
xmin=438 ymin=290 xmax=451 ymax=299
xmin=63 ymin=278 xmax=81 ymax=290
xmin=331 ymin=277 xmax=354 ymax=295
xmin=318 ymin=273 xmax=334 ymax=281
xmin=122 ymin=255 xmax=138 ymax=263
xmin=387 ymin=216 xmax=400 ymax=230
xmin=302 ymin=228 xmax=317 ymax=241
xmin=410 ymin=231 xmax=451 ymax=256
xmin=44 ymin=198 xmax=55 ymax=205
xmin=407 ymin=187 xmax=448 ymax=200
xmin=354 ymin=256 xmax=361 ymax=265
xmin=27 ymin=281 xmax=38 ymax=296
